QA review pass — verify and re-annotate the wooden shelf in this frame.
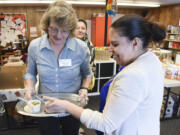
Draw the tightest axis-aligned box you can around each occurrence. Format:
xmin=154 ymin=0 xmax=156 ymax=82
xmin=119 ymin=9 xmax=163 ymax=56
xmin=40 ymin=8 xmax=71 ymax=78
xmin=164 ymin=39 xmax=180 ymax=43
xmin=161 ymin=48 xmax=180 ymax=51
xmin=167 ymin=33 xmax=180 ymax=35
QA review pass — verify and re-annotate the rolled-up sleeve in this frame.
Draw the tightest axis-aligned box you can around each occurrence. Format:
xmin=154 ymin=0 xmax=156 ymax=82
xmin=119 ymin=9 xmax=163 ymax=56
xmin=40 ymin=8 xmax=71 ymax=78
xmin=80 ymin=45 xmax=92 ymax=79
xmin=24 ymin=41 xmax=37 ymax=83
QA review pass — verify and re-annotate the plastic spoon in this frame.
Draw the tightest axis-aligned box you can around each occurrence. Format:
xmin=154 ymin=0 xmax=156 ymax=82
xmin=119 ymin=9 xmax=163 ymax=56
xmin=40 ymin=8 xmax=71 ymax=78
xmin=34 ymin=95 xmax=45 ymax=104
xmin=17 ymin=97 xmax=29 ymax=104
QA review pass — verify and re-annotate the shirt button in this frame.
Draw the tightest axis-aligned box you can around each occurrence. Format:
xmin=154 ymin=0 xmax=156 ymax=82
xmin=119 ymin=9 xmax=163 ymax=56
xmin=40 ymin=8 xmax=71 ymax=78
xmin=56 ymin=68 xmax=58 ymax=71
xmin=56 ymin=85 xmax=58 ymax=87
xmin=56 ymin=74 xmax=58 ymax=77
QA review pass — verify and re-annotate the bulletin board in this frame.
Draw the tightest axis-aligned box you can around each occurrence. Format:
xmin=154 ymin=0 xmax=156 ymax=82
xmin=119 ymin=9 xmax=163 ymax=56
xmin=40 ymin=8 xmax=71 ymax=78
xmin=0 ymin=13 xmax=27 ymax=47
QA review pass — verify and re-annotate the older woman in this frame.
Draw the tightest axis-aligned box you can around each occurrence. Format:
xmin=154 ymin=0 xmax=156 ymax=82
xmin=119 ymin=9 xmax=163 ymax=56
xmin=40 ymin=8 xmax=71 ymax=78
xmin=44 ymin=14 xmax=166 ymax=135
xmin=24 ymin=0 xmax=92 ymax=135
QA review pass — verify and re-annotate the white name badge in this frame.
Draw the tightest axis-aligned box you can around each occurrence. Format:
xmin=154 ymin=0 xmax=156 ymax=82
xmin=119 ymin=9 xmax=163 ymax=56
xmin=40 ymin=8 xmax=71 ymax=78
xmin=59 ymin=59 xmax=72 ymax=67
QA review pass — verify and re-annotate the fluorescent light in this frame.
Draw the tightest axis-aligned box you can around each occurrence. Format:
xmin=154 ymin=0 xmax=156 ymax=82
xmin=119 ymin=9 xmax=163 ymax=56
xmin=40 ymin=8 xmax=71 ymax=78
xmin=67 ymin=1 xmax=104 ymax=5
xmin=0 ymin=0 xmax=160 ymax=7
xmin=117 ymin=2 xmax=160 ymax=7
xmin=0 ymin=0 xmax=105 ymax=5
xmin=0 ymin=1 xmax=53 ymax=4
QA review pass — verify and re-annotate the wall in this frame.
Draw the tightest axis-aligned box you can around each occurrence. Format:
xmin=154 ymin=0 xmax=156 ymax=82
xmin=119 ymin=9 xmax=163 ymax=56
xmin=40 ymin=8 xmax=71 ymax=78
xmin=74 ymin=6 xmax=144 ymax=20
xmin=0 ymin=6 xmax=47 ymax=42
xmin=159 ymin=4 xmax=180 ymax=27
xmin=0 ymin=4 xmax=179 ymax=42
xmin=0 ymin=5 xmax=144 ymax=42
xmin=145 ymin=4 xmax=180 ymax=27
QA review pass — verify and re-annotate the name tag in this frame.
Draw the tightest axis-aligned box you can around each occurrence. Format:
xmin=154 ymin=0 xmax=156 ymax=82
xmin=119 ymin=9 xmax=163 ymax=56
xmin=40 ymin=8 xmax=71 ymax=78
xmin=59 ymin=59 xmax=72 ymax=67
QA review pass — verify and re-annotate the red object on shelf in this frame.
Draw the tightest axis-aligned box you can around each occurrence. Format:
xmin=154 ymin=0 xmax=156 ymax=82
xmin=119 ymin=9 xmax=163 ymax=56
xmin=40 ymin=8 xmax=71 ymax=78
xmin=91 ymin=16 xmax=112 ymax=47
xmin=172 ymin=42 xmax=180 ymax=49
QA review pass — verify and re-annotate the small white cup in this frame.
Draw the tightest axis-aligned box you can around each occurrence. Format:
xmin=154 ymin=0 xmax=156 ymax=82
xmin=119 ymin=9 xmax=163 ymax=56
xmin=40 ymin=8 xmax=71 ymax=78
xmin=26 ymin=99 xmax=41 ymax=113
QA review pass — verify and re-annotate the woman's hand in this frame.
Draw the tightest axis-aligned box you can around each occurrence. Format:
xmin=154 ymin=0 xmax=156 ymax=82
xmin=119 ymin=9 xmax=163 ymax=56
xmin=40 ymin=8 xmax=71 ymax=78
xmin=78 ymin=89 xmax=89 ymax=106
xmin=24 ymin=88 xmax=35 ymax=100
xmin=43 ymin=96 xmax=68 ymax=113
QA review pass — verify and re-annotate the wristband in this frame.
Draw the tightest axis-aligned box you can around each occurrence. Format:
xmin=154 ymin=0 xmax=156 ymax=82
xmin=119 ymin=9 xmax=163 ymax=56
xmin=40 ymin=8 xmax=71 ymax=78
xmin=80 ymin=86 xmax=89 ymax=91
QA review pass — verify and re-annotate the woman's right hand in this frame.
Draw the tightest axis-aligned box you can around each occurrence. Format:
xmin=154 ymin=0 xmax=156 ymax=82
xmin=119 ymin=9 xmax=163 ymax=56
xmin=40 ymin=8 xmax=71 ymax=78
xmin=24 ymin=79 xmax=36 ymax=100
xmin=24 ymin=88 xmax=35 ymax=100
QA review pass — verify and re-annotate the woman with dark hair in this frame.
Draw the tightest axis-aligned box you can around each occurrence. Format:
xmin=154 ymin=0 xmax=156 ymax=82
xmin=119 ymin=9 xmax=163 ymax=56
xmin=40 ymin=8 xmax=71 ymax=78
xmin=75 ymin=19 xmax=95 ymax=90
xmin=75 ymin=19 xmax=87 ymax=40
xmin=44 ymin=14 xmax=166 ymax=135
xmin=75 ymin=19 xmax=95 ymax=65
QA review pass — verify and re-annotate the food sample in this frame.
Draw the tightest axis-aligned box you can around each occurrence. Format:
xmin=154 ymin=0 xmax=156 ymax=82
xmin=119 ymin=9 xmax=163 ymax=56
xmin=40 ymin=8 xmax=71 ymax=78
xmin=24 ymin=99 xmax=41 ymax=114
xmin=45 ymin=100 xmax=52 ymax=105
xmin=32 ymin=101 xmax=40 ymax=105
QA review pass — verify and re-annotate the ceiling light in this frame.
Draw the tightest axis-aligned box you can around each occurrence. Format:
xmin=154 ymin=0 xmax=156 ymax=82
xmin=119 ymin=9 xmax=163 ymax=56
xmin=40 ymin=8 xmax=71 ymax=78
xmin=0 ymin=1 xmax=52 ymax=4
xmin=117 ymin=2 xmax=160 ymax=7
xmin=0 ymin=0 xmax=105 ymax=5
xmin=67 ymin=1 xmax=104 ymax=5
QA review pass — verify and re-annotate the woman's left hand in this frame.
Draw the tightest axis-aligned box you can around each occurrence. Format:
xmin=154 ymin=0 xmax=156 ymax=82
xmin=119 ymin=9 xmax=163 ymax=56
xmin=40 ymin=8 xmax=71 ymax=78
xmin=78 ymin=89 xmax=89 ymax=106
xmin=43 ymin=96 xmax=68 ymax=113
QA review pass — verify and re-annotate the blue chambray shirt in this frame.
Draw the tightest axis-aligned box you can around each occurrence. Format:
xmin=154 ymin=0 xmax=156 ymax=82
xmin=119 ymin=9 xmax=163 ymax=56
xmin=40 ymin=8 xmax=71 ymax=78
xmin=24 ymin=34 xmax=92 ymax=94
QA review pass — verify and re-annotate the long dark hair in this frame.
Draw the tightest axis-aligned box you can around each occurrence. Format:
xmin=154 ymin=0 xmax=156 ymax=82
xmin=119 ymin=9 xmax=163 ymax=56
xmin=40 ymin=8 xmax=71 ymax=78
xmin=111 ymin=14 xmax=166 ymax=49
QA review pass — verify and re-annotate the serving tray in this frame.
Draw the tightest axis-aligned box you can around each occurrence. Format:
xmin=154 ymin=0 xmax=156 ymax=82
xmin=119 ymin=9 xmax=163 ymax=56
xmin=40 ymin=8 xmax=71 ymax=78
xmin=16 ymin=93 xmax=83 ymax=117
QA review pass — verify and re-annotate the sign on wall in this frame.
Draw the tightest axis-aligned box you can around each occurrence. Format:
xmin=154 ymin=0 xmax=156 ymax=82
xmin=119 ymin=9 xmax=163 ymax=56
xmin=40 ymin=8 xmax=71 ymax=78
xmin=0 ymin=14 xmax=26 ymax=47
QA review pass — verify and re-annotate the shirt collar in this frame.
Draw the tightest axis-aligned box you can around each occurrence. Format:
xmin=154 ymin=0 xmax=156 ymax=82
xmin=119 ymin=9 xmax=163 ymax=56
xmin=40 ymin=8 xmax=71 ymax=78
xmin=39 ymin=34 xmax=52 ymax=50
xmin=39 ymin=34 xmax=76 ymax=51
xmin=65 ymin=38 xmax=76 ymax=51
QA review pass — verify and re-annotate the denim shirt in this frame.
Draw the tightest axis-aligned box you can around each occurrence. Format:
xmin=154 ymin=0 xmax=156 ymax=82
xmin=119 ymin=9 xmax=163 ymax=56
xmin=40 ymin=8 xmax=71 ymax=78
xmin=24 ymin=34 xmax=92 ymax=93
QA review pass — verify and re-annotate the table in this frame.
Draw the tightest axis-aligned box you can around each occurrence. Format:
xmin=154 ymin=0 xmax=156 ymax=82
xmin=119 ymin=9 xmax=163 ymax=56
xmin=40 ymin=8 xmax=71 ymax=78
xmin=0 ymin=89 xmax=36 ymax=131
xmin=0 ymin=89 xmax=25 ymax=102
xmin=164 ymin=79 xmax=180 ymax=88
xmin=162 ymin=79 xmax=180 ymax=120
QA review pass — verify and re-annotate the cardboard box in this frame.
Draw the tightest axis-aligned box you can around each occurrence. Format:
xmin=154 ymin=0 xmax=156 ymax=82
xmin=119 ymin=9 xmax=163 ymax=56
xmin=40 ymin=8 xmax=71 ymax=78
xmin=0 ymin=65 xmax=26 ymax=89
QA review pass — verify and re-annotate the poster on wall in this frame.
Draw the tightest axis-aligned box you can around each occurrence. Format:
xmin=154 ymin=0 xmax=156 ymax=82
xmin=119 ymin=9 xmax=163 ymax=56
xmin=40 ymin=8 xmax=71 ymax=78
xmin=0 ymin=14 xmax=26 ymax=47
xmin=30 ymin=26 xmax=38 ymax=37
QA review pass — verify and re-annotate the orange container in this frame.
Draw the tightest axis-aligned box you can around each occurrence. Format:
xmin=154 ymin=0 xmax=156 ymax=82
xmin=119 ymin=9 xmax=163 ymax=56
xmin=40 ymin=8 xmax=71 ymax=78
xmin=91 ymin=16 xmax=112 ymax=47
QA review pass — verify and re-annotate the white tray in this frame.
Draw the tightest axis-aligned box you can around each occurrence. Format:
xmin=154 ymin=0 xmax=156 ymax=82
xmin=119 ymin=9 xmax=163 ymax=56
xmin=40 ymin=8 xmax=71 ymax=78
xmin=16 ymin=93 xmax=83 ymax=117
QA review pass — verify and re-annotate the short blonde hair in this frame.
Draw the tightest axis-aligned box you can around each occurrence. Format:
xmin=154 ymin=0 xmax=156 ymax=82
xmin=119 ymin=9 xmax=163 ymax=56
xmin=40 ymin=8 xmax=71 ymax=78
xmin=40 ymin=0 xmax=77 ymax=37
